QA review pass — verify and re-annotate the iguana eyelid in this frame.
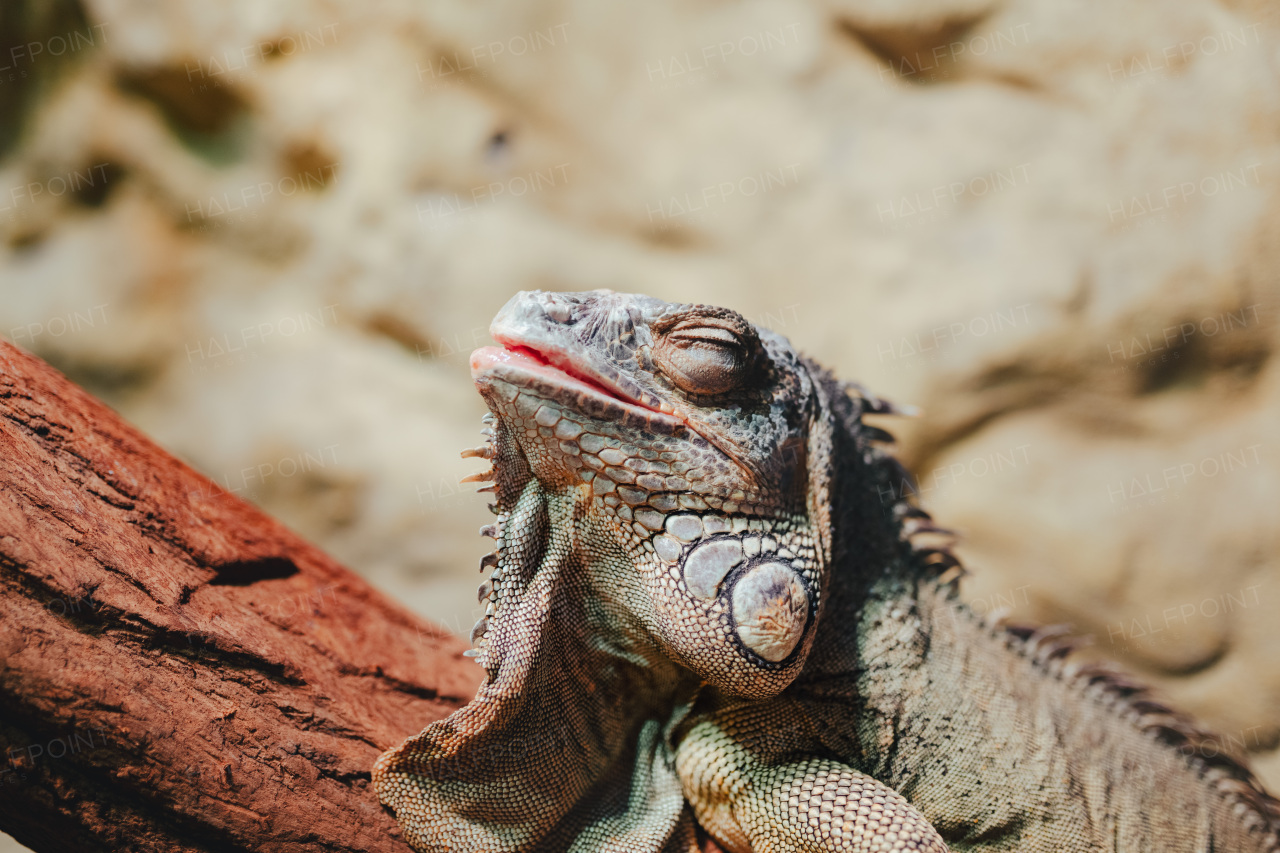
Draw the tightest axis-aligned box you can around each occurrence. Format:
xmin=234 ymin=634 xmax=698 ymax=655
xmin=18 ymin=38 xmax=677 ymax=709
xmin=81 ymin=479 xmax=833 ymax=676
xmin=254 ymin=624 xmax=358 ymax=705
xmin=667 ymin=326 xmax=741 ymax=347
xmin=653 ymin=335 xmax=748 ymax=395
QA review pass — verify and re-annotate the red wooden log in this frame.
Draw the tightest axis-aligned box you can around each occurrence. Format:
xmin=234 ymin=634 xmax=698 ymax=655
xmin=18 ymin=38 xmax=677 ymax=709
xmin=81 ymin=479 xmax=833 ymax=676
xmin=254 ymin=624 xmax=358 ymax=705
xmin=0 ymin=339 xmax=483 ymax=852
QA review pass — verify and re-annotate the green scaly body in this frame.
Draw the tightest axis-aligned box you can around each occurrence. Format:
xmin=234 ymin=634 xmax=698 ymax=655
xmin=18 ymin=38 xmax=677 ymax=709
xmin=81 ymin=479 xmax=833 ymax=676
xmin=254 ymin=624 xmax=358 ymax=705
xmin=374 ymin=290 xmax=1279 ymax=852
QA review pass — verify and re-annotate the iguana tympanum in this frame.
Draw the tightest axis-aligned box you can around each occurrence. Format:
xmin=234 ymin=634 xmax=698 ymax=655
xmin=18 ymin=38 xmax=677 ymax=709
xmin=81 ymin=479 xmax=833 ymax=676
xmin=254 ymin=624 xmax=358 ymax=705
xmin=373 ymin=290 xmax=1280 ymax=852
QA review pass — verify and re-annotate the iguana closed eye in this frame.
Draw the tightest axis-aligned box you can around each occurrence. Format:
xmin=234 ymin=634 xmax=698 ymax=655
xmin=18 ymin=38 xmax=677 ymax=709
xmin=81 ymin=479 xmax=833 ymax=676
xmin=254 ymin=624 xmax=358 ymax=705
xmin=374 ymin=290 xmax=1280 ymax=853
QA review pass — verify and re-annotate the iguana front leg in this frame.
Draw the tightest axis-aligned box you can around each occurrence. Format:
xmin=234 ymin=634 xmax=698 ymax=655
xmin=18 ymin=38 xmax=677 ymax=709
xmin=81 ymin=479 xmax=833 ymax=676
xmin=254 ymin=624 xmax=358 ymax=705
xmin=677 ymin=715 xmax=947 ymax=852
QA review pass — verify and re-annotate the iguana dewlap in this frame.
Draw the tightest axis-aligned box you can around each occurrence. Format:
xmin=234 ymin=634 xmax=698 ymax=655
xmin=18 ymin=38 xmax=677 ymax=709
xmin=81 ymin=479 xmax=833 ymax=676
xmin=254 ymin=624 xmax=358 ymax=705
xmin=373 ymin=290 xmax=1280 ymax=852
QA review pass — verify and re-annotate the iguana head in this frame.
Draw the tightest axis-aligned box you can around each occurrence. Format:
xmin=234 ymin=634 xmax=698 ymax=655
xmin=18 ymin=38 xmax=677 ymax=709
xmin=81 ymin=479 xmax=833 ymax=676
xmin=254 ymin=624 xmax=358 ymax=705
xmin=469 ymin=289 xmax=835 ymax=699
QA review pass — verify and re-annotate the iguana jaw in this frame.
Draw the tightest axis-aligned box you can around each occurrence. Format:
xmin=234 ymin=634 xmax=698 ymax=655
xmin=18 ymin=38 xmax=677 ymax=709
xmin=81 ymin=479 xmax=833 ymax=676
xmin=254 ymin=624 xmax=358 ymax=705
xmin=478 ymin=326 xmax=772 ymax=490
xmin=471 ymin=343 xmax=686 ymax=434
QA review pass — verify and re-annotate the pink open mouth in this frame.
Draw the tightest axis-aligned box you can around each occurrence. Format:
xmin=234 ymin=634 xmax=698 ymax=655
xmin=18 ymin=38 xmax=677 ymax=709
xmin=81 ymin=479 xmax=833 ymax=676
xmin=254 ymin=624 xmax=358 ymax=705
xmin=470 ymin=344 xmax=685 ymax=433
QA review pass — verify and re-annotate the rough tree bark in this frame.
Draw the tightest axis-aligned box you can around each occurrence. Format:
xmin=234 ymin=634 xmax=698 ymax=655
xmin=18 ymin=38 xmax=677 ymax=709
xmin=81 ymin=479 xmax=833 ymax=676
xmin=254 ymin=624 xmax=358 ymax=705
xmin=0 ymin=338 xmax=487 ymax=852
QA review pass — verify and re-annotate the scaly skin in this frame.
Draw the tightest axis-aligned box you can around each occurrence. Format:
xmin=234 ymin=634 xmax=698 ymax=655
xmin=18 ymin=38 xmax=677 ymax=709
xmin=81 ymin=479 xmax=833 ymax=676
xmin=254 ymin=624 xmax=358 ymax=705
xmin=373 ymin=290 xmax=1280 ymax=852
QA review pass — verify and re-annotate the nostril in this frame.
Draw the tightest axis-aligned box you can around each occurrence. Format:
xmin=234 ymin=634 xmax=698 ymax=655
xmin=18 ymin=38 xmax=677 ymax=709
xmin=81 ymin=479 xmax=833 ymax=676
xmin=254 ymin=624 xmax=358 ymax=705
xmin=544 ymin=302 xmax=572 ymax=324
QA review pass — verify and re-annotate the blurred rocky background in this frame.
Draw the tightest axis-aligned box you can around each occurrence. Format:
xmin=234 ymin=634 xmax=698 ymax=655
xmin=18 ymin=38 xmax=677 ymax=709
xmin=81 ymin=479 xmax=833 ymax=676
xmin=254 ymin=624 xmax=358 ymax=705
xmin=2 ymin=0 xmax=1279 ymax=844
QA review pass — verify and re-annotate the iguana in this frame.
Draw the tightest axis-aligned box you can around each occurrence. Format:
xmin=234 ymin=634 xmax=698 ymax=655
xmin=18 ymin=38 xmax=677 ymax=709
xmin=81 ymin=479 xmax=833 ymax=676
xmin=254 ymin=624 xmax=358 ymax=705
xmin=373 ymin=290 xmax=1280 ymax=852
